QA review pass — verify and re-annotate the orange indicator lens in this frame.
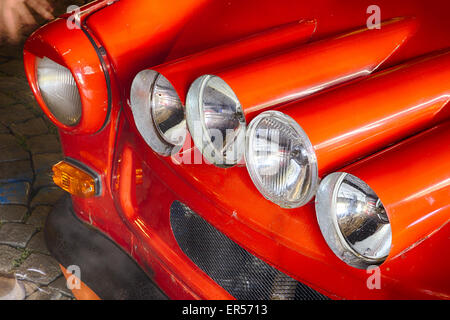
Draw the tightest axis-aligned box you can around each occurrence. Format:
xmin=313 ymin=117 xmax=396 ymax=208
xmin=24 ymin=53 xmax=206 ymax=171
xmin=52 ymin=161 xmax=97 ymax=198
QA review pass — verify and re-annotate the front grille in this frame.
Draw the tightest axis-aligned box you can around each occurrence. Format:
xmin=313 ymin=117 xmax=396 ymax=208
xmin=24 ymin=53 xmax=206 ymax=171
xmin=170 ymin=201 xmax=328 ymax=300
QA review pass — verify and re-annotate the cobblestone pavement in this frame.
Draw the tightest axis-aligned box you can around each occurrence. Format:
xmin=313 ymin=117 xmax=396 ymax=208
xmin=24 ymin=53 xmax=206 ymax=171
xmin=0 ymin=0 xmax=89 ymax=300
xmin=0 ymin=48 xmax=73 ymax=300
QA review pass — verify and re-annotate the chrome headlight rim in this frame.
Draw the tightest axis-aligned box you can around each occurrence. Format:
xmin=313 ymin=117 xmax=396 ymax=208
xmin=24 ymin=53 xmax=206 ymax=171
xmin=186 ymin=74 xmax=246 ymax=168
xmin=130 ymin=69 xmax=186 ymax=156
xmin=245 ymin=110 xmax=319 ymax=209
xmin=315 ymin=172 xmax=392 ymax=269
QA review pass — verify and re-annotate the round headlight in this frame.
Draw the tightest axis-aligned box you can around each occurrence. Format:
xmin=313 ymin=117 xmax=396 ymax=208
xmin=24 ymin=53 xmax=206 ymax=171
xmin=245 ymin=111 xmax=318 ymax=208
xmin=130 ymin=70 xmax=186 ymax=156
xmin=36 ymin=57 xmax=82 ymax=126
xmin=186 ymin=75 xmax=246 ymax=167
xmin=315 ymin=172 xmax=392 ymax=269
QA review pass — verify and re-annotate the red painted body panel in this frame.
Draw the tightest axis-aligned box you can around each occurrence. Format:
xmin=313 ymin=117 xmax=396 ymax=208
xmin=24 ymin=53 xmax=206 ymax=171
xmin=280 ymin=51 xmax=450 ymax=174
xmin=344 ymin=123 xmax=450 ymax=263
xmin=23 ymin=0 xmax=450 ymax=299
xmin=87 ymin=0 xmax=450 ymax=99
xmin=111 ymin=115 xmax=450 ymax=299
xmin=23 ymin=18 xmax=109 ymax=134
xmin=86 ymin=0 xmax=210 ymax=98
xmin=209 ymin=17 xmax=418 ymax=119
xmin=152 ymin=19 xmax=317 ymax=105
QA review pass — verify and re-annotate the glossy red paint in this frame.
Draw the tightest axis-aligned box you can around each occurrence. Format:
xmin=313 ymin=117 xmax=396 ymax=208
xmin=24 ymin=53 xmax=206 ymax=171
xmin=88 ymin=0 xmax=450 ymax=103
xmin=112 ymin=115 xmax=450 ymax=299
xmin=279 ymin=50 xmax=450 ymax=175
xmin=117 ymin=145 xmax=233 ymax=299
xmin=343 ymin=123 xmax=450 ymax=262
xmin=150 ymin=19 xmax=317 ymax=105
xmin=23 ymin=18 xmax=109 ymax=134
xmin=85 ymin=0 xmax=211 ymax=99
xmin=23 ymin=0 xmax=450 ymax=300
xmin=193 ymin=17 xmax=418 ymax=121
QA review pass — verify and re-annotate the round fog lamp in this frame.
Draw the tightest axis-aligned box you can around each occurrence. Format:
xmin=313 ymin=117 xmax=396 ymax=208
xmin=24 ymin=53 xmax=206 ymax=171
xmin=315 ymin=172 xmax=392 ymax=269
xmin=130 ymin=70 xmax=186 ymax=156
xmin=36 ymin=57 xmax=82 ymax=126
xmin=245 ymin=111 xmax=318 ymax=208
xmin=186 ymin=75 xmax=246 ymax=167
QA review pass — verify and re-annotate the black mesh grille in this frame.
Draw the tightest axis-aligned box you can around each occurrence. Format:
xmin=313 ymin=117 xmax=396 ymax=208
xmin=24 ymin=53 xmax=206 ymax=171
xmin=170 ymin=201 xmax=328 ymax=300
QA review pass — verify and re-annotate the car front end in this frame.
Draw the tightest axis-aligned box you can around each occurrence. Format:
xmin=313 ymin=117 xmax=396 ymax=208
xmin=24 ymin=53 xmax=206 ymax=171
xmin=23 ymin=0 xmax=450 ymax=300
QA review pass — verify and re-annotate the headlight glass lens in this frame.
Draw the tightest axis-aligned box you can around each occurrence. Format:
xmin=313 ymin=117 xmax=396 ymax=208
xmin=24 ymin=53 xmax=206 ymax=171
xmin=36 ymin=57 xmax=82 ymax=126
xmin=130 ymin=70 xmax=186 ymax=156
xmin=186 ymin=75 xmax=246 ymax=167
xmin=245 ymin=111 xmax=318 ymax=208
xmin=315 ymin=172 xmax=392 ymax=268
xmin=150 ymin=74 xmax=185 ymax=146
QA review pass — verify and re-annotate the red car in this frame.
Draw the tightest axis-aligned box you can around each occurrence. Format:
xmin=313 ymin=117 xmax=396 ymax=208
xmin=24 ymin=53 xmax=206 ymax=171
xmin=23 ymin=0 xmax=450 ymax=300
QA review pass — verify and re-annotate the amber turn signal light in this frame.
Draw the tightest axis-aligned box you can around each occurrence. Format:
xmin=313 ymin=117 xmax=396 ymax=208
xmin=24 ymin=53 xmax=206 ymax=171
xmin=52 ymin=161 xmax=98 ymax=198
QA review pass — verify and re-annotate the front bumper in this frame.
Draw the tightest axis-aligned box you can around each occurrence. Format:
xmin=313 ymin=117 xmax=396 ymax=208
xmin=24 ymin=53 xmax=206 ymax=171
xmin=44 ymin=195 xmax=167 ymax=300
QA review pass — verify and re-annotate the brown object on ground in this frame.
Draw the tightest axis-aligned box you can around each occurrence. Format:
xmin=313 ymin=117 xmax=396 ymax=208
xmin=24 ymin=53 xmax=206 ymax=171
xmin=0 ymin=273 xmax=26 ymax=300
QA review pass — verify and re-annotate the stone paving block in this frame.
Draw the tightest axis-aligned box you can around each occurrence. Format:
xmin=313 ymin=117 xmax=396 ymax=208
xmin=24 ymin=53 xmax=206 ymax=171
xmin=19 ymin=280 xmax=40 ymax=297
xmin=0 ymin=160 xmax=33 ymax=183
xmin=10 ymin=117 xmax=49 ymax=137
xmin=0 ymin=60 xmax=26 ymax=79
xmin=31 ymin=187 xmax=65 ymax=207
xmin=27 ymin=134 xmax=61 ymax=155
xmin=0 ymin=145 xmax=29 ymax=163
xmin=0 ymin=182 xmax=31 ymax=205
xmin=33 ymin=153 xmax=62 ymax=187
xmin=48 ymin=276 xmax=74 ymax=297
xmin=0 ymin=223 xmax=36 ymax=248
xmin=15 ymin=90 xmax=41 ymax=111
xmin=0 ymin=92 xmax=15 ymax=107
xmin=0 ymin=205 xmax=27 ymax=223
xmin=27 ymin=232 xmax=50 ymax=255
xmin=0 ymin=77 xmax=28 ymax=95
xmin=0 ymin=104 xmax=36 ymax=125
xmin=16 ymin=253 xmax=61 ymax=285
xmin=0 ymin=133 xmax=17 ymax=147
xmin=26 ymin=206 xmax=51 ymax=228
xmin=0 ymin=123 xmax=8 ymax=133
xmin=26 ymin=286 xmax=65 ymax=300
xmin=0 ymin=139 xmax=30 ymax=163
xmin=33 ymin=153 xmax=63 ymax=173
xmin=33 ymin=171 xmax=55 ymax=189
xmin=0 ymin=45 xmax=23 ymax=59
xmin=0 ymin=245 xmax=22 ymax=273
